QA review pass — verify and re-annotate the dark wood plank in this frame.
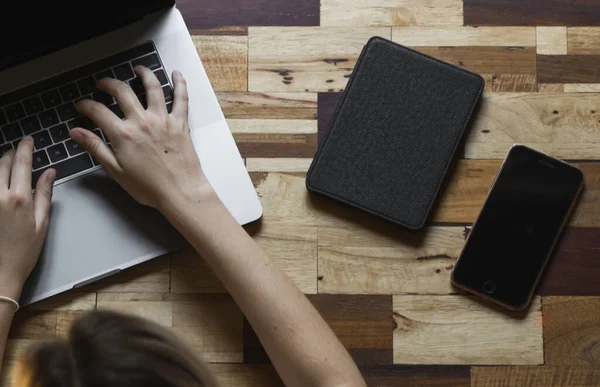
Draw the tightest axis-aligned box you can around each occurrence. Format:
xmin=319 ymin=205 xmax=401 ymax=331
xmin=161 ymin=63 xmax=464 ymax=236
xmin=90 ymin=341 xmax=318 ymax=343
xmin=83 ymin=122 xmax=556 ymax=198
xmin=538 ymin=228 xmax=600 ymax=296
xmin=472 ymin=366 xmax=600 ymax=386
xmin=244 ymin=295 xmax=393 ymax=365
xmin=236 ymin=133 xmax=318 ymax=158
xmin=189 ymin=27 xmax=248 ymax=36
xmin=318 ymin=93 xmax=342 ymax=146
xmin=543 ymin=297 xmax=600 ymax=366
xmin=538 ymin=55 xmax=600 ymax=84
xmin=362 ymin=365 xmax=470 ymax=387
xmin=177 ymin=0 xmax=320 ymax=28
xmin=464 ymin=0 xmax=600 ymax=26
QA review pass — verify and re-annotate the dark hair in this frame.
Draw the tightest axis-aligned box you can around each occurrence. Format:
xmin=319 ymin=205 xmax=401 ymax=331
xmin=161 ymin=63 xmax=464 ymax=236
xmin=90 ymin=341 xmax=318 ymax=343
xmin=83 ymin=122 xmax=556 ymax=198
xmin=21 ymin=310 xmax=219 ymax=387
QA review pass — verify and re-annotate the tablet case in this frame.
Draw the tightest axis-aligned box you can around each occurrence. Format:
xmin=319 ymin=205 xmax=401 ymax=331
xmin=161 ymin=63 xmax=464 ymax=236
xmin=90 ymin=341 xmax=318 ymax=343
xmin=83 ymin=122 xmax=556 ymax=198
xmin=306 ymin=37 xmax=484 ymax=230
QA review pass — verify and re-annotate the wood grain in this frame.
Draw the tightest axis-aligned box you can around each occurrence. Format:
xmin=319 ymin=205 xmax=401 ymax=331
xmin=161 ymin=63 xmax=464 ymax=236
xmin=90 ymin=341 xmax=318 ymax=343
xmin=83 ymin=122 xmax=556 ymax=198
xmin=246 ymin=158 xmax=313 ymax=172
xmin=177 ymin=0 xmax=320 ymax=28
xmin=392 ymin=27 xmax=535 ymax=47
xmin=217 ymin=92 xmax=317 ymax=120
xmin=321 ymin=0 xmax=464 ymax=27
xmin=539 ymin=84 xmax=565 ymax=92
xmin=464 ymin=0 xmax=600 ymax=26
xmin=393 ymin=296 xmax=543 ymax=365
xmin=361 ymin=365 xmax=470 ymax=387
xmin=228 ymin=119 xmax=317 ymax=134
xmin=210 ymin=364 xmax=284 ymax=387
xmin=248 ymin=27 xmax=391 ymax=92
xmin=244 ymin=295 xmax=393 ymax=365
xmin=471 ymin=366 xmax=600 ymax=387
xmin=236 ymin=133 xmax=318 ymax=158
xmin=543 ymin=297 xmax=600 ymax=365
xmin=536 ymin=27 xmax=567 ymax=55
xmin=491 ymin=74 xmax=537 ymax=92
xmin=564 ymin=84 xmax=600 ymax=93
xmin=317 ymin=92 xmax=342 ymax=145
xmin=568 ymin=28 xmax=600 ymax=55
xmin=465 ymin=93 xmax=600 ymax=159
xmin=193 ymin=35 xmax=248 ymax=92
xmin=538 ymin=55 xmax=600 ymax=84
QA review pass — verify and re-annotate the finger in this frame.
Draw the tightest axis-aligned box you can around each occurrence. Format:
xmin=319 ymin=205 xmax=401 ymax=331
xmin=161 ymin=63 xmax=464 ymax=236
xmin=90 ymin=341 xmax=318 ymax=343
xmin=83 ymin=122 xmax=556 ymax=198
xmin=75 ymin=99 xmax=122 ymax=142
xmin=134 ymin=66 xmax=165 ymax=111
xmin=97 ymin=77 xmax=143 ymax=118
xmin=70 ymin=128 xmax=121 ymax=175
xmin=33 ymin=168 xmax=56 ymax=230
xmin=0 ymin=150 xmax=15 ymax=188
xmin=171 ymin=70 xmax=189 ymax=121
xmin=10 ymin=136 xmax=33 ymax=192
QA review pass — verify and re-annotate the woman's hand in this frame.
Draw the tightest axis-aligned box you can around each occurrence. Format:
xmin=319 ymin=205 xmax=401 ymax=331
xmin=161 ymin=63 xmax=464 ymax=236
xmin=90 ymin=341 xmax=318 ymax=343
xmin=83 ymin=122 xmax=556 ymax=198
xmin=0 ymin=138 xmax=55 ymax=300
xmin=70 ymin=67 xmax=214 ymax=212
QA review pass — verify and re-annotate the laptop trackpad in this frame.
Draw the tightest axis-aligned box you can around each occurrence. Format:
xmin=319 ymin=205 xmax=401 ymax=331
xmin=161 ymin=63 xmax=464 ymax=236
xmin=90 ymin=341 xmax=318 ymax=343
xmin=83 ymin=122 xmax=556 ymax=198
xmin=20 ymin=169 xmax=184 ymax=305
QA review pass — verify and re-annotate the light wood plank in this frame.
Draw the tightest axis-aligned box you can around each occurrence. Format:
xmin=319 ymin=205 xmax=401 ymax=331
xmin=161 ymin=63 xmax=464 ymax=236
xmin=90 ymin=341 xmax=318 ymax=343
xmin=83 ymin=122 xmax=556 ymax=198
xmin=193 ymin=35 xmax=248 ymax=92
xmin=246 ymin=158 xmax=313 ymax=172
xmin=472 ymin=366 xmax=600 ymax=387
xmin=568 ymin=27 xmax=600 ymax=54
xmin=55 ymin=311 xmax=89 ymax=338
xmin=321 ymin=0 xmax=464 ymax=27
xmin=539 ymin=84 xmax=565 ymax=92
xmin=318 ymin=225 xmax=465 ymax=294
xmin=248 ymin=27 xmax=391 ymax=92
xmin=492 ymin=74 xmax=537 ymax=92
xmin=564 ymin=84 xmax=600 ymax=92
xmin=392 ymin=27 xmax=535 ymax=46
xmin=172 ymin=221 xmax=317 ymax=294
xmin=537 ymin=27 xmax=568 ymax=55
xmin=228 ymin=119 xmax=317 ymax=134
xmin=466 ymin=93 xmax=600 ymax=159
xmin=28 ymin=292 xmax=96 ymax=312
xmin=217 ymin=92 xmax=317 ymax=120
xmin=97 ymin=293 xmax=173 ymax=328
xmin=393 ymin=296 xmax=543 ymax=365
xmin=210 ymin=364 xmax=284 ymax=387
xmin=86 ymin=255 xmax=171 ymax=293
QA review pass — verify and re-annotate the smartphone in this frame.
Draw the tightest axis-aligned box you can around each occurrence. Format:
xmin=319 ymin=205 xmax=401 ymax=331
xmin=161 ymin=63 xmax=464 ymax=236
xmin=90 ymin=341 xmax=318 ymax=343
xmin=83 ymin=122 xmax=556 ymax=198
xmin=451 ymin=145 xmax=584 ymax=311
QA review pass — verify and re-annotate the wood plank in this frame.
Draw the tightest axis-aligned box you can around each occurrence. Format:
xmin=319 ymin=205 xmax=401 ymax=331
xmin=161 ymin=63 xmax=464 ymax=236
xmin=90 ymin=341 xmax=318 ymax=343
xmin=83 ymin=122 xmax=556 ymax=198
xmin=248 ymin=27 xmax=391 ymax=92
xmin=83 ymin=255 xmax=171 ymax=293
xmin=543 ymin=297 xmax=600 ymax=365
xmin=246 ymin=158 xmax=313 ymax=172
xmin=564 ymin=84 xmax=600 ymax=93
xmin=361 ymin=365 xmax=470 ymax=387
xmin=568 ymin=28 xmax=600 ymax=55
xmin=318 ymin=225 xmax=465 ymax=294
xmin=539 ymin=84 xmax=565 ymax=92
xmin=177 ymin=0 xmax=320 ymax=28
xmin=317 ymin=93 xmax=342 ymax=146
xmin=210 ymin=364 xmax=284 ymax=387
xmin=492 ymin=74 xmax=537 ymax=92
xmin=539 ymin=228 xmax=600 ymax=296
xmin=537 ymin=27 xmax=567 ymax=55
xmin=538 ymin=55 xmax=600 ymax=84
xmin=96 ymin=293 xmax=173 ymax=328
xmin=228 ymin=119 xmax=317 ymax=134
xmin=321 ymin=0 xmax=463 ymax=27
xmin=28 ymin=292 xmax=96 ymax=312
xmin=171 ymin=221 xmax=318 ymax=294
xmin=189 ymin=27 xmax=248 ymax=36
xmin=244 ymin=295 xmax=393 ymax=365
xmin=8 ymin=310 xmax=57 ymax=340
xmin=192 ymin=35 xmax=247 ymax=92
xmin=465 ymin=93 xmax=600 ymax=159
xmin=393 ymin=296 xmax=543 ymax=365
xmin=392 ymin=27 xmax=535 ymax=47
xmin=464 ymin=0 xmax=600 ymax=26
xmin=217 ymin=92 xmax=317 ymax=120
xmin=471 ymin=366 xmax=600 ymax=386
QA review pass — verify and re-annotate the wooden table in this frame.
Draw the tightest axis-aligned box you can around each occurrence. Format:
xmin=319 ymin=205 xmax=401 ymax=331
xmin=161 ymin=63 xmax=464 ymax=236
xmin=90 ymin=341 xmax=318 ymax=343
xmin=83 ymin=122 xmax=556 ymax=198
xmin=4 ymin=1 xmax=600 ymax=386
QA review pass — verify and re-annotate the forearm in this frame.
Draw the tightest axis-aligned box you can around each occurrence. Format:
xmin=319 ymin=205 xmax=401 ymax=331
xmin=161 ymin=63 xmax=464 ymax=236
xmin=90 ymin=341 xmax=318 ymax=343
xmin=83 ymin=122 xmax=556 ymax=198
xmin=162 ymin=193 xmax=365 ymax=387
xmin=0 ymin=284 xmax=21 ymax=373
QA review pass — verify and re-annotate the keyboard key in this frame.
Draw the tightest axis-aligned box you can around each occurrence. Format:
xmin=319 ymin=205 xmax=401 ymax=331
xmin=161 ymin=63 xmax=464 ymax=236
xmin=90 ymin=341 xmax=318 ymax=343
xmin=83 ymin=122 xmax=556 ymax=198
xmin=65 ymin=139 xmax=85 ymax=156
xmin=129 ymin=77 xmax=144 ymax=95
xmin=132 ymin=54 xmax=160 ymax=70
xmin=50 ymin=123 xmax=70 ymax=142
xmin=92 ymin=92 xmax=113 ymax=106
xmin=85 ymin=117 xmax=98 ymax=130
xmin=0 ymin=109 xmax=6 ymax=126
xmin=32 ymin=154 xmax=93 ymax=188
xmin=94 ymin=69 xmax=114 ymax=81
xmin=5 ymin=102 xmax=26 ymax=122
xmin=57 ymin=102 xmax=78 ymax=121
xmin=113 ymin=63 xmax=134 ymax=81
xmin=32 ymin=150 xmax=50 ymax=170
xmin=47 ymin=143 xmax=68 ymax=163
xmin=0 ymin=130 xmax=4 ymax=145
xmin=2 ymin=122 xmax=22 ymax=141
xmin=13 ymin=138 xmax=22 ymax=148
xmin=21 ymin=116 xmax=42 ymax=135
xmin=0 ymin=144 xmax=12 ymax=158
xmin=39 ymin=109 xmax=60 ymax=128
xmin=59 ymin=83 xmax=80 ymax=102
xmin=109 ymin=104 xmax=124 ymax=119
xmin=41 ymin=89 xmax=62 ymax=109
xmin=67 ymin=117 xmax=88 ymax=130
xmin=154 ymin=69 xmax=168 ymax=85
xmin=33 ymin=130 xmax=52 ymax=149
xmin=77 ymin=77 xmax=97 ymax=95
xmin=23 ymin=96 xmax=44 ymax=115
xmin=163 ymin=86 xmax=173 ymax=102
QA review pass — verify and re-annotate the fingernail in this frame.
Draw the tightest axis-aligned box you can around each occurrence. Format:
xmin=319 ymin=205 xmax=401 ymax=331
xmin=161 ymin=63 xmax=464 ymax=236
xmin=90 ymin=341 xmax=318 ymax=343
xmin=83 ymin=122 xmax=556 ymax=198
xmin=23 ymin=135 xmax=33 ymax=142
xmin=70 ymin=129 xmax=84 ymax=142
xmin=48 ymin=169 xmax=56 ymax=181
xmin=173 ymin=69 xmax=183 ymax=78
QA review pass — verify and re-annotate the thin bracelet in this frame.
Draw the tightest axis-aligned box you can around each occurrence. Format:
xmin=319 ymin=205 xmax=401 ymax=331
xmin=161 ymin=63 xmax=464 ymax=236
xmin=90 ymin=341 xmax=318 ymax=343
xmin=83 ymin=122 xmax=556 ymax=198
xmin=0 ymin=296 xmax=19 ymax=312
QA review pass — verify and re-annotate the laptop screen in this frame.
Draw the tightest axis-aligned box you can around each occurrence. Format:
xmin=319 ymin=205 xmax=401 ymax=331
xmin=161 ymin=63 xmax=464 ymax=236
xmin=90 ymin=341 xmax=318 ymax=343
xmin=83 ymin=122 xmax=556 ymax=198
xmin=0 ymin=0 xmax=174 ymax=72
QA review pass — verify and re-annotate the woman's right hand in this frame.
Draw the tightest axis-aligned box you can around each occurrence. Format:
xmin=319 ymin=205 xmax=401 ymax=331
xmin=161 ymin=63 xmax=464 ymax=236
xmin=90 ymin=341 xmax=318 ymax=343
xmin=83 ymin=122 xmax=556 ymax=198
xmin=70 ymin=67 xmax=215 ymax=211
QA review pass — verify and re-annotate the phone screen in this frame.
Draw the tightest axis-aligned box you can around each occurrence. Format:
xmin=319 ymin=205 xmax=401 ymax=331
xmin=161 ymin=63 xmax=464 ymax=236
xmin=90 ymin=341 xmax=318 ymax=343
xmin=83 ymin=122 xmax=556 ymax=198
xmin=452 ymin=145 xmax=583 ymax=309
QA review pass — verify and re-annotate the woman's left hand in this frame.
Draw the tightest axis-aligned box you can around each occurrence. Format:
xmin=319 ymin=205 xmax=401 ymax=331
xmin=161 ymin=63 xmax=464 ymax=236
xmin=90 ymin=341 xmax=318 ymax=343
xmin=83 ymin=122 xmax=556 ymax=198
xmin=0 ymin=137 xmax=55 ymax=300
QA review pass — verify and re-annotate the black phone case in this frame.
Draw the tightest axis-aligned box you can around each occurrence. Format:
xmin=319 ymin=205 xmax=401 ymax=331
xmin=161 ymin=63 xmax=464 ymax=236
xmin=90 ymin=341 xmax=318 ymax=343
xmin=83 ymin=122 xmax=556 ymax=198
xmin=306 ymin=37 xmax=484 ymax=230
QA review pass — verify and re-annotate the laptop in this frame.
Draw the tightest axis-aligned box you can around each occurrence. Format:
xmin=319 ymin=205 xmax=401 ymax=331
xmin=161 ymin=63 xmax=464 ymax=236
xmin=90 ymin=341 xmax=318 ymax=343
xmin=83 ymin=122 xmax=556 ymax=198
xmin=0 ymin=1 xmax=263 ymax=305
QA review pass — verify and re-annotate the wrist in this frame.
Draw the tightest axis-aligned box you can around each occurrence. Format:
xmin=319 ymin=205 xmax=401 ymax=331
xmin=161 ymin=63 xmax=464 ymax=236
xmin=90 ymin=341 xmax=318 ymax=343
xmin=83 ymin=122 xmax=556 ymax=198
xmin=0 ymin=279 xmax=23 ymax=301
xmin=158 ymin=181 xmax=222 ymax=220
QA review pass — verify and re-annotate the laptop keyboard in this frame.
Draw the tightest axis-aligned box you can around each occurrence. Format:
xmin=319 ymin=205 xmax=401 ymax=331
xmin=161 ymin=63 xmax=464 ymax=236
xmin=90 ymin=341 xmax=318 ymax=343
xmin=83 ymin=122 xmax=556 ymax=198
xmin=0 ymin=42 xmax=173 ymax=189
